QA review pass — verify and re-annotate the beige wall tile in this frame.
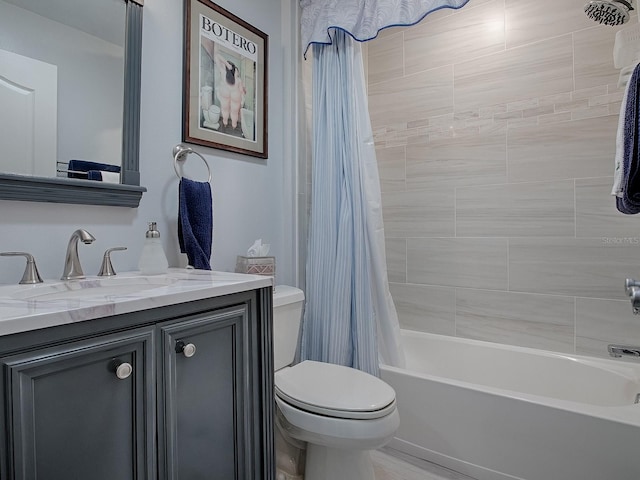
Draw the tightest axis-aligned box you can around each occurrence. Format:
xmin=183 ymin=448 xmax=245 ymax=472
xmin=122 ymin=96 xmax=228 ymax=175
xmin=368 ymin=31 xmax=403 ymax=85
xmin=406 ymin=133 xmax=507 ymax=188
xmin=363 ymin=0 xmax=635 ymax=358
xmin=589 ymin=91 xmax=624 ymax=107
xmin=574 ymin=26 xmax=620 ymax=91
xmin=509 ymin=237 xmax=640 ymax=299
xmin=506 ymin=117 xmax=538 ymax=129
xmin=369 ymin=65 xmax=454 ymax=128
xmin=456 ymin=289 xmax=575 ymax=352
xmin=508 ymin=98 xmax=538 ymax=111
xmin=398 ymin=3 xmax=457 ymax=39
xmin=407 ymin=238 xmax=508 ymax=289
xmin=571 ymin=105 xmax=610 ymax=120
xmin=576 ymin=297 xmax=640 ymax=358
xmin=576 ymin=177 xmax=640 ymax=238
xmin=404 ymin=0 xmax=505 ymax=76
xmin=479 ymin=121 xmax=508 ymax=136
xmin=494 ymin=110 xmax=522 ymax=121
xmin=382 ymin=187 xmax=455 ymax=237
xmin=507 ymin=115 xmax=618 ymax=183
xmin=522 ymin=105 xmax=554 ymax=118
xmin=375 ymin=25 xmax=409 ymax=41
xmin=454 ymin=35 xmax=573 ymax=111
xmin=456 ymin=180 xmax=575 ymax=237
xmin=480 ymin=104 xmax=508 ymax=117
xmin=538 ymin=112 xmax=572 ymax=125
xmin=554 ymin=99 xmax=589 ymax=113
xmin=609 ymin=101 xmax=623 ymax=115
xmin=390 ymin=283 xmax=455 ymax=335
xmin=376 ymin=145 xmax=406 ymax=192
xmin=540 ymin=92 xmax=572 ymax=106
xmin=505 ymin=0 xmax=599 ymax=49
xmin=573 ymin=85 xmax=608 ymax=100
xmin=385 ymin=238 xmax=407 ymax=283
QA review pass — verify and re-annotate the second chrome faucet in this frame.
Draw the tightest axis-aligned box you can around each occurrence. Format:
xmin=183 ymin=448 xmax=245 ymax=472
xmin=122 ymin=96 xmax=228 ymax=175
xmin=61 ymin=229 xmax=96 ymax=280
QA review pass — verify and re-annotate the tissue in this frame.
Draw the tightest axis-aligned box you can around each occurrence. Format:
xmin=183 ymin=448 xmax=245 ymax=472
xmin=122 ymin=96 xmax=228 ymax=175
xmin=247 ymin=239 xmax=271 ymax=257
xmin=235 ymin=239 xmax=275 ymax=277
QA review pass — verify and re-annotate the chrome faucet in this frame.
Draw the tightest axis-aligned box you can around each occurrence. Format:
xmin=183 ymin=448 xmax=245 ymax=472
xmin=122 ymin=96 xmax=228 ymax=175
xmin=625 ymin=278 xmax=640 ymax=314
xmin=61 ymin=229 xmax=96 ymax=280
xmin=608 ymin=344 xmax=640 ymax=358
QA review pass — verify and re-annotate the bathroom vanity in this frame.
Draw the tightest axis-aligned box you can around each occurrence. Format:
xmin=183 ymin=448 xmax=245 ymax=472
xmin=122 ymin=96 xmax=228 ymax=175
xmin=0 ymin=270 xmax=274 ymax=479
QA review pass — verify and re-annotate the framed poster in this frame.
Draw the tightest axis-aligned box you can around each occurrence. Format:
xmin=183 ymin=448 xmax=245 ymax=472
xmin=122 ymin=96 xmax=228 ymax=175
xmin=183 ymin=0 xmax=268 ymax=158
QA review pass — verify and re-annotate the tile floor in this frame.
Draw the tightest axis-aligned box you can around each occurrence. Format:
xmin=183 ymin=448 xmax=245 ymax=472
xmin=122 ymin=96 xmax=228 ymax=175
xmin=372 ymin=447 xmax=478 ymax=480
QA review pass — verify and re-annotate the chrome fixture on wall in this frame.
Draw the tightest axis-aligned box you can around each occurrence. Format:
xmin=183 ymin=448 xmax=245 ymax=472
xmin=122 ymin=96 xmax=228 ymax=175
xmin=172 ymin=144 xmax=212 ymax=183
xmin=584 ymin=0 xmax=634 ymax=25
xmin=625 ymin=278 xmax=640 ymax=313
xmin=608 ymin=344 xmax=640 ymax=357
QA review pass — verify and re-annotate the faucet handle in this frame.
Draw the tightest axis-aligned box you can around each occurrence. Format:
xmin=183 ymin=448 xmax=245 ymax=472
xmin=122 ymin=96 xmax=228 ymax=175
xmin=98 ymin=247 xmax=127 ymax=277
xmin=626 ymin=279 xmax=640 ymax=314
xmin=0 ymin=252 xmax=44 ymax=284
xmin=625 ymin=278 xmax=640 ymax=296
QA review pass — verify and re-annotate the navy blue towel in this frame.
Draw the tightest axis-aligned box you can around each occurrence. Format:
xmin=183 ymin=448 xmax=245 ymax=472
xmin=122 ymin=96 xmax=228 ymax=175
xmin=178 ymin=178 xmax=213 ymax=270
xmin=87 ymin=170 xmax=102 ymax=181
xmin=87 ymin=170 xmax=120 ymax=182
xmin=68 ymin=159 xmax=121 ymax=179
xmin=617 ymin=63 xmax=640 ymax=214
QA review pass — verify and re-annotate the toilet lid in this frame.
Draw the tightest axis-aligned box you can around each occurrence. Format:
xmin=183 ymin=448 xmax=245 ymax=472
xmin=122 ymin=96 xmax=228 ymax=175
xmin=275 ymin=360 xmax=396 ymax=420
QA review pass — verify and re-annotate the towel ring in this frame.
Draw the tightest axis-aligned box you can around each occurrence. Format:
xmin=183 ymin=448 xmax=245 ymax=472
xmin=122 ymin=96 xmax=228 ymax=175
xmin=173 ymin=144 xmax=212 ymax=183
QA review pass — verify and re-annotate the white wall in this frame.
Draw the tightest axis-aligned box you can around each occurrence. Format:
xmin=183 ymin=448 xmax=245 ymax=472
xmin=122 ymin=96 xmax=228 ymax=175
xmin=0 ymin=0 xmax=298 ymax=287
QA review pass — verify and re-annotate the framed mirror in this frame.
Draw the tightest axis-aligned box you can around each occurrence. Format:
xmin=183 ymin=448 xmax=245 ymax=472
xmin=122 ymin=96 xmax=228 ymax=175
xmin=0 ymin=0 xmax=146 ymax=207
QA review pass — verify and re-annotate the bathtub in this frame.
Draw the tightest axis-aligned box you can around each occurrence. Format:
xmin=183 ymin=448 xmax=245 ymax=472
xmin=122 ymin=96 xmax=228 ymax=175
xmin=379 ymin=330 xmax=640 ymax=480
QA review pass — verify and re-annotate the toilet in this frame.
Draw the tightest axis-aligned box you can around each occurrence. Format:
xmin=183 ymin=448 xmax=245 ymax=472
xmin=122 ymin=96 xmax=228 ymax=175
xmin=273 ymin=286 xmax=399 ymax=480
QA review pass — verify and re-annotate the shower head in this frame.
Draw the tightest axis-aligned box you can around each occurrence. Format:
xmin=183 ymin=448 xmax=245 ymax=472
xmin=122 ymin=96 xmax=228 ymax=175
xmin=584 ymin=0 xmax=634 ymax=26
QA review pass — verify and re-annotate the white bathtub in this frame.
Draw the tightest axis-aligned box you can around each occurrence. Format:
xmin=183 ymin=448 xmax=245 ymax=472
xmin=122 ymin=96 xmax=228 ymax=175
xmin=379 ymin=330 xmax=640 ymax=480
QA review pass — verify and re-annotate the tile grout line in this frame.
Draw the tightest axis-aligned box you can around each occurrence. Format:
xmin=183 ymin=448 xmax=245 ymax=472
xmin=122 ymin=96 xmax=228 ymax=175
xmin=574 ymin=296 xmax=577 ymax=354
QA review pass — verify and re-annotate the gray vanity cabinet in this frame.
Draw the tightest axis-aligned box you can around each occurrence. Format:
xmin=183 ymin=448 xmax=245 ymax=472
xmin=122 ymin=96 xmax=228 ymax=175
xmin=1 ymin=327 xmax=155 ymax=480
xmin=158 ymin=306 xmax=248 ymax=479
xmin=0 ymin=287 xmax=274 ymax=480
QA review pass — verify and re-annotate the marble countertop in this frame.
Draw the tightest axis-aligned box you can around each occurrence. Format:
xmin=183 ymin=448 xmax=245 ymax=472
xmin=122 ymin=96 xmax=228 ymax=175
xmin=0 ymin=268 xmax=272 ymax=337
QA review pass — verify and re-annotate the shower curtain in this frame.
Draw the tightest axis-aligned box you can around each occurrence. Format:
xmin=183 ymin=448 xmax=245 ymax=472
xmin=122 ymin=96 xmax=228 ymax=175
xmin=301 ymin=0 xmax=469 ymax=56
xmin=299 ymin=0 xmax=469 ymax=375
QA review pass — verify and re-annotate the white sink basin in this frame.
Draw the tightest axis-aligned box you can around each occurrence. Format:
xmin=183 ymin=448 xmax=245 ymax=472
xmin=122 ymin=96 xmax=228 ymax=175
xmin=11 ymin=276 xmax=179 ymax=301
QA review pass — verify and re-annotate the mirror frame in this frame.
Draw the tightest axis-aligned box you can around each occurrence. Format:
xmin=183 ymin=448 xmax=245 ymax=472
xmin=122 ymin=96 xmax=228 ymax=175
xmin=0 ymin=0 xmax=146 ymax=208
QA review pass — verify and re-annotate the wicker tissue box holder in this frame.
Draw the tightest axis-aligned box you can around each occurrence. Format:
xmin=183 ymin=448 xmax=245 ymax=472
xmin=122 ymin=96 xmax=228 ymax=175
xmin=235 ymin=256 xmax=275 ymax=277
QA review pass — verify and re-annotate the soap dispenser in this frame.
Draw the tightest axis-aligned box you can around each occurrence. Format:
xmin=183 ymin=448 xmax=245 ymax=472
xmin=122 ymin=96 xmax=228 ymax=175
xmin=138 ymin=222 xmax=169 ymax=275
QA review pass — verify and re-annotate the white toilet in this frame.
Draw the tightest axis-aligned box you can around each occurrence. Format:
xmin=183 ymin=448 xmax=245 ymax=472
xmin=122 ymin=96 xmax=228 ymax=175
xmin=273 ymin=286 xmax=399 ymax=480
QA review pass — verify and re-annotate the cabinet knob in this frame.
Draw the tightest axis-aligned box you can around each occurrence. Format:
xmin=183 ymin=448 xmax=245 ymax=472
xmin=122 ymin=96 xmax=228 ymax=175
xmin=112 ymin=360 xmax=133 ymax=379
xmin=175 ymin=341 xmax=197 ymax=358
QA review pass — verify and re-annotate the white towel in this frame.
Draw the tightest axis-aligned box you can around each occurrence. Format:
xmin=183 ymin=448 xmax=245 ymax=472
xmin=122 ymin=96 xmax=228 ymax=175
xmin=613 ymin=67 xmax=635 ymax=197
xmin=100 ymin=171 xmax=120 ymax=183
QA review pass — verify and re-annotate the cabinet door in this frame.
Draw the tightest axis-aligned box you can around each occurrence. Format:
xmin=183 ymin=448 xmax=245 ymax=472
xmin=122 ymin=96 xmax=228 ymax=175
xmin=159 ymin=306 xmax=248 ymax=480
xmin=1 ymin=328 xmax=155 ymax=480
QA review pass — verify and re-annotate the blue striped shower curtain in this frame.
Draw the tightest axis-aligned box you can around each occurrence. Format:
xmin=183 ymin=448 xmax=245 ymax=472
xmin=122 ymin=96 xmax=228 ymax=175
xmin=299 ymin=30 xmax=405 ymax=376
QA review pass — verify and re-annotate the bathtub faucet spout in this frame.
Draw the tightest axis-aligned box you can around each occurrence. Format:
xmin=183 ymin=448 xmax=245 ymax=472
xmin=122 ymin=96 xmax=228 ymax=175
xmin=607 ymin=344 xmax=640 ymax=359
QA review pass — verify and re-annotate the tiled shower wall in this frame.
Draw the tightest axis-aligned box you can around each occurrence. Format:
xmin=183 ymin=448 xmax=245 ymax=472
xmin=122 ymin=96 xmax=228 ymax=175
xmin=366 ymin=0 xmax=640 ymax=358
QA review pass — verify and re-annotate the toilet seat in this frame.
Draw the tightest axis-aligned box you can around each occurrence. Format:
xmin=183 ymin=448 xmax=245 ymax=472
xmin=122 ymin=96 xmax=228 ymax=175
xmin=275 ymin=360 xmax=396 ymax=420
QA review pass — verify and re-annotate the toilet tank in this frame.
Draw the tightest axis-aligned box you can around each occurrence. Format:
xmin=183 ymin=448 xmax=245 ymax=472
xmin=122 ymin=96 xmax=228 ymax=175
xmin=273 ymin=285 xmax=305 ymax=370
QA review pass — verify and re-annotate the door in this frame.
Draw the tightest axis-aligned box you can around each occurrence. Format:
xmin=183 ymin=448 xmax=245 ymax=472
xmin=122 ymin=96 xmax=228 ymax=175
xmin=1 ymin=327 xmax=154 ymax=480
xmin=0 ymin=49 xmax=57 ymax=177
xmin=159 ymin=306 xmax=248 ymax=480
